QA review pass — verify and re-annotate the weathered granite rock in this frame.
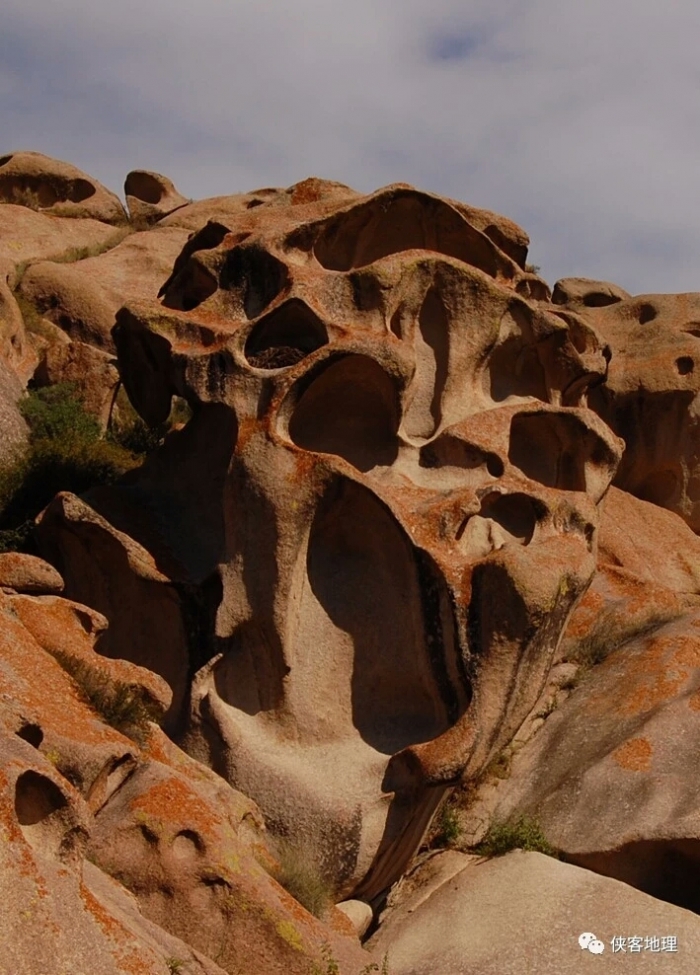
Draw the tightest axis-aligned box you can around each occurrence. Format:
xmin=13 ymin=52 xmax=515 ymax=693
xmin=369 ymin=850 xmax=700 ymax=973
xmin=0 ymin=553 xmax=64 ymax=594
xmin=0 ymin=150 xmax=127 ymax=225
xmin=125 ymin=169 xmax=190 ymax=226
xmin=0 ymin=589 xmax=369 ymax=974
xmin=553 ymin=284 xmax=700 ymax=532
xmin=17 ymin=225 xmax=189 ymax=351
xmin=0 ymin=356 xmax=28 ymax=466
xmin=41 ymin=179 xmax=623 ymax=906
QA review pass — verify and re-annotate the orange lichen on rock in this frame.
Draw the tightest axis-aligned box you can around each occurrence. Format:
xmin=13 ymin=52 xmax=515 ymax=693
xmin=612 ymin=737 xmax=653 ymax=772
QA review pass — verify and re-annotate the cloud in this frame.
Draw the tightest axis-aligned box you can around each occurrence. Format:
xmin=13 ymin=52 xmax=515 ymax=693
xmin=2 ymin=0 xmax=700 ymax=293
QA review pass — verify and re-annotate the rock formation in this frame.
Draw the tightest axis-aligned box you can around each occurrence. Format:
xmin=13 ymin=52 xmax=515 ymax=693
xmin=3 ymin=151 xmax=700 ymax=972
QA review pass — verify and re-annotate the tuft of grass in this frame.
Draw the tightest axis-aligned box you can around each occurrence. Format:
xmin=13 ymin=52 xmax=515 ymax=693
xmin=472 ymin=815 xmax=559 ymax=859
xmin=311 ymin=944 xmax=391 ymax=975
xmin=47 ymin=227 xmax=133 ymax=264
xmin=273 ymin=837 xmax=333 ymax=919
xmin=484 ymin=749 xmax=512 ymax=781
xmin=430 ymin=803 xmax=462 ymax=849
xmin=360 ymin=957 xmax=390 ymax=975
xmin=5 ymin=185 xmax=45 ymax=210
xmin=55 ymin=652 xmax=160 ymax=745
xmin=312 ymin=943 xmax=340 ymax=975
xmin=165 ymin=959 xmax=187 ymax=975
xmin=524 ymin=262 xmax=541 ymax=274
xmin=13 ymin=292 xmax=54 ymax=339
xmin=535 ymin=696 xmax=558 ymax=720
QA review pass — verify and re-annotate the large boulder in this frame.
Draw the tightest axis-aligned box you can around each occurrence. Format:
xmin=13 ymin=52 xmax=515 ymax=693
xmin=369 ymin=850 xmax=700 ymax=973
xmin=0 ymin=356 xmax=28 ymax=468
xmin=553 ymin=284 xmax=700 ymax=532
xmin=125 ymin=169 xmax=190 ymax=226
xmin=0 ymin=150 xmax=127 ymax=225
xmin=17 ymin=225 xmax=190 ymax=352
xmin=0 ymin=588 xmax=369 ymax=974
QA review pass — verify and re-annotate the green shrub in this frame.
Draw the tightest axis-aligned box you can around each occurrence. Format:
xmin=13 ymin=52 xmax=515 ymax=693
xmin=55 ymin=652 xmax=159 ymax=745
xmin=0 ymin=384 xmax=141 ymax=552
xmin=273 ymin=838 xmax=333 ymax=919
xmin=472 ymin=815 xmax=559 ymax=859
xmin=19 ymin=382 xmax=101 ymax=445
xmin=431 ymin=803 xmax=462 ymax=848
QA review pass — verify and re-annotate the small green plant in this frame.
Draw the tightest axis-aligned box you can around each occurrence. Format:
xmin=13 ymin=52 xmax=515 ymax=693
xmin=311 ymin=943 xmax=340 ymax=975
xmin=525 ymin=262 xmax=541 ymax=274
xmin=473 ymin=815 xmax=559 ymax=859
xmin=165 ymin=959 xmax=186 ymax=974
xmin=431 ymin=803 xmax=462 ymax=848
xmin=360 ymin=956 xmax=390 ymax=975
xmin=484 ymin=749 xmax=512 ymax=781
xmin=48 ymin=228 xmax=133 ymax=264
xmin=55 ymin=653 xmax=159 ymax=745
xmin=535 ymin=696 xmax=558 ymax=720
xmin=13 ymin=292 xmax=53 ymax=338
xmin=6 ymin=185 xmax=45 ymax=210
xmin=273 ymin=838 xmax=333 ymax=919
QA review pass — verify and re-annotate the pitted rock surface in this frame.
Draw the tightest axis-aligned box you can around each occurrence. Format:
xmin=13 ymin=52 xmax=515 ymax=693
xmin=41 ymin=177 xmax=624 ymax=903
xmin=0 ymin=150 xmax=126 ymax=225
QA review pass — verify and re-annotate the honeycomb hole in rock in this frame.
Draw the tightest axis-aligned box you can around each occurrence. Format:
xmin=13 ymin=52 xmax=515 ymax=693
xmin=16 ymin=723 xmax=44 ymax=748
xmin=220 ymin=244 xmax=290 ymax=319
xmin=676 ymin=356 xmax=694 ymax=375
xmin=171 ymin=829 xmax=206 ymax=861
xmin=14 ymin=770 xmax=73 ymax=859
xmin=403 ymin=287 xmax=449 ymax=440
xmin=582 ymin=291 xmax=623 ymax=308
xmin=638 ymin=302 xmax=658 ymax=324
xmin=488 ymin=307 xmax=548 ymax=403
xmin=312 ymin=190 xmax=499 ymax=277
xmin=304 ymin=479 xmax=452 ymax=753
xmin=160 ymin=258 xmax=218 ymax=311
xmin=420 ymin=435 xmax=504 ymax=478
xmin=125 ymin=170 xmax=165 ymax=204
xmin=461 ymin=491 xmax=541 ymax=545
xmin=245 ymin=299 xmax=328 ymax=370
xmin=67 ymin=177 xmax=97 ymax=202
xmin=159 ymin=220 xmax=231 ymax=307
xmin=509 ymin=411 xmax=615 ymax=496
xmin=113 ymin=310 xmax=174 ymax=425
xmin=0 ymin=154 xmax=13 ymax=167
xmin=0 ymin=176 xmax=59 ymax=208
xmin=288 ymin=355 xmax=400 ymax=472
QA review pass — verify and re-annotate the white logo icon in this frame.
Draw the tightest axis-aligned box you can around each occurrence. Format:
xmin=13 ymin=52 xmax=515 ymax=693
xmin=579 ymin=933 xmax=605 ymax=954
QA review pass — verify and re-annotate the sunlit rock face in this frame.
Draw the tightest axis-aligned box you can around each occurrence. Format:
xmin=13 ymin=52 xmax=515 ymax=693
xmin=553 ymin=279 xmax=700 ymax=532
xmin=41 ymin=179 xmax=623 ymax=902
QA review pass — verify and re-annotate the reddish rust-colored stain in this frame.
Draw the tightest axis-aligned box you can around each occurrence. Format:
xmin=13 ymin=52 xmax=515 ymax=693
xmin=612 ymin=737 xmax=653 ymax=772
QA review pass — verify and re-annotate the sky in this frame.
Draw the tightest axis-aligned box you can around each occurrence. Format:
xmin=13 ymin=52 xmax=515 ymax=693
xmin=3 ymin=0 xmax=700 ymax=295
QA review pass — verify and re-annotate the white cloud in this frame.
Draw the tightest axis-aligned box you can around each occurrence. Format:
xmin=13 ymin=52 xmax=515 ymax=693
xmin=2 ymin=0 xmax=700 ymax=293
